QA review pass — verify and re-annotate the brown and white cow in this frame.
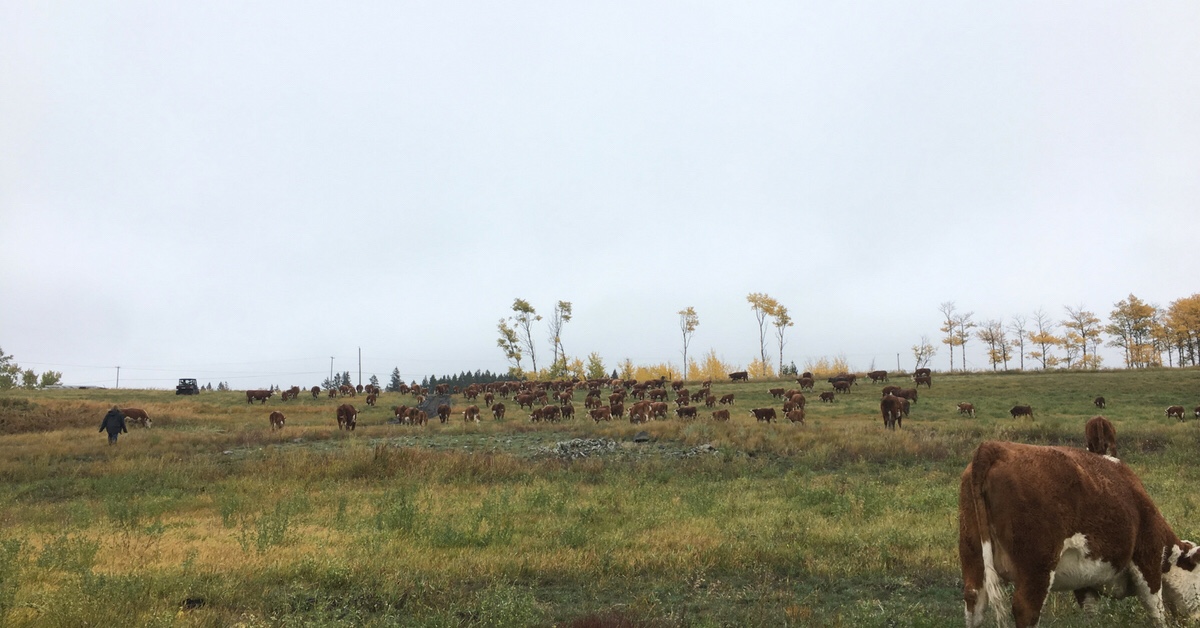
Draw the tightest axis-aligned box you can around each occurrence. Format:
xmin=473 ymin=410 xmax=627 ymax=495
xmin=868 ymin=370 xmax=889 ymax=383
xmin=463 ymin=405 xmax=481 ymax=423
xmin=719 ymin=393 xmax=735 ymax=405
xmin=1167 ymin=406 xmax=1186 ymax=421
xmin=881 ymin=395 xmax=905 ymax=430
xmin=491 ymin=403 xmax=506 ymax=420
xmin=711 ymin=409 xmax=730 ymax=421
xmin=1094 ymin=396 xmax=1107 ymax=409
xmin=365 ymin=393 xmax=377 ymax=407
xmin=675 ymin=405 xmax=698 ymax=420
xmin=728 ymin=371 xmax=749 ymax=382
xmin=1010 ymin=405 xmax=1034 ymax=420
xmin=785 ymin=408 xmax=805 ymax=424
xmin=959 ymin=440 xmax=1200 ymax=628
xmin=436 ymin=404 xmax=452 ymax=423
xmin=914 ymin=375 xmax=932 ymax=388
xmin=310 ymin=386 xmax=321 ymax=399
xmin=336 ymin=404 xmax=357 ymax=431
xmin=798 ymin=377 xmax=815 ymax=392
xmin=769 ymin=388 xmax=787 ymax=399
xmin=269 ymin=411 xmax=286 ymax=431
xmin=819 ymin=391 xmax=836 ymax=403
xmin=120 ymin=408 xmax=152 ymax=428
xmin=957 ymin=402 xmax=976 ymax=418
xmin=1085 ymin=415 xmax=1117 ymax=458
xmin=246 ymin=389 xmax=273 ymax=404
xmin=831 ymin=380 xmax=852 ymax=394
xmin=751 ymin=407 xmax=776 ymax=423
xmin=589 ymin=407 xmax=611 ymax=423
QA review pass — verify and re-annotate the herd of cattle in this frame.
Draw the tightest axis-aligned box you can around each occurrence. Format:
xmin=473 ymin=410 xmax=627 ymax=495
xmin=102 ymin=369 xmax=1200 ymax=626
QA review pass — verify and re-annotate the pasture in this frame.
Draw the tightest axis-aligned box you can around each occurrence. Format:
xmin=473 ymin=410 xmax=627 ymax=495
xmin=1 ymin=369 xmax=1199 ymax=627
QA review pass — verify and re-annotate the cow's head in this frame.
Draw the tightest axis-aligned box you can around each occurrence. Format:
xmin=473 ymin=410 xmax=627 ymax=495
xmin=1162 ymin=541 xmax=1200 ymax=618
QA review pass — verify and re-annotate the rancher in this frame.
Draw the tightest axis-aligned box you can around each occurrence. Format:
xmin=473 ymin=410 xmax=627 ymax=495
xmin=99 ymin=405 xmax=127 ymax=444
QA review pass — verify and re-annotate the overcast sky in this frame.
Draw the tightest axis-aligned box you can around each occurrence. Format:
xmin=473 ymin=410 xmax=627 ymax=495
xmin=2 ymin=3 xmax=1198 ymax=388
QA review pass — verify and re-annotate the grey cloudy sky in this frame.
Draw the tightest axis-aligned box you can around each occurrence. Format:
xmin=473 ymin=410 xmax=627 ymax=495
xmin=2 ymin=2 xmax=1198 ymax=388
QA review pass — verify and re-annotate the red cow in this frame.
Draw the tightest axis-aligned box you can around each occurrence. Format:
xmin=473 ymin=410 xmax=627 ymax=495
xmin=463 ymin=405 xmax=481 ymax=422
xmin=365 ymin=393 xmax=377 ymax=407
xmin=1010 ymin=404 xmax=1034 ymax=420
xmin=120 ymin=408 xmax=152 ymax=428
xmin=491 ymin=403 xmax=506 ymax=420
xmin=957 ymin=402 xmax=976 ymax=417
xmin=719 ymin=393 xmax=735 ymax=405
xmin=269 ymin=411 xmax=286 ymax=431
xmin=751 ymin=407 xmax=776 ymax=422
xmin=589 ymin=407 xmax=611 ymax=422
xmin=881 ymin=395 xmax=905 ymax=430
xmin=336 ymin=404 xmax=357 ymax=431
xmin=246 ymin=389 xmax=273 ymax=404
xmin=436 ymin=404 xmax=451 ymax=423
xmin=959 ymin=440 xmax=1200 ymax=627
xmin=728 ymin=371 xmax=749 ymax=382
xmin=785 ymin=408 xmax=805 ymax=424
xmin=675 ymin=405 xmax=698 ymax=420
xmin=1167 ymin=405 xmax=1186 ymax=421
xmin=711 ymin=409 xmax=730 ymax=421
xmin=1094 ymin=396 xmax=1107 ymax=409
xmin=798 ymin=377 xmax=815 ymax=391
xmin=310 ymin=386 xmax=321 ymax=399
xmin=819 ymin=392 xmax=836 ymax=403
xmin=832 ymin=380 xmax=852 ymax=394
xmin=1085 ymin=415 xmax=1117 ymax=457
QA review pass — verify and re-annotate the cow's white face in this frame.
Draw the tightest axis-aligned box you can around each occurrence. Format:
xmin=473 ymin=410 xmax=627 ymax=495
xmin=1162 ymin=543 xmax=1200 ymax=617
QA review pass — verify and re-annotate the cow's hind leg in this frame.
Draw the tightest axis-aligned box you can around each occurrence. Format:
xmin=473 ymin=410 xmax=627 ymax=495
xmin=1011 ymin=573 xmax=1051 ymax=628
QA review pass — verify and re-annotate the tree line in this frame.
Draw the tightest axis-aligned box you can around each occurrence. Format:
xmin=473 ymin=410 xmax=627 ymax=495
xmin=933 ymin=293 xmax=1200 ymax=371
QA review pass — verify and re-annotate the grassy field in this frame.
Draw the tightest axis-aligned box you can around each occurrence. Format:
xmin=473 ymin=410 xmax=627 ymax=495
xmin=1 ymin=369 xmax=1199 ymax=627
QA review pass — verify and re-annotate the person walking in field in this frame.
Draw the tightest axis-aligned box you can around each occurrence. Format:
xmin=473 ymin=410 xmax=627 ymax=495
xmin=99 ymin=406 xmax=127 ymax=444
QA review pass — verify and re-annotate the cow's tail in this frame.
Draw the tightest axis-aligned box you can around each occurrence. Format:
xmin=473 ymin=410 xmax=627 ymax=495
xmin=967 ymin=442 xmax=1012 ymax=628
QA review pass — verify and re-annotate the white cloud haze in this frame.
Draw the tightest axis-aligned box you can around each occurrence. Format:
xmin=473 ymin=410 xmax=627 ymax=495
xmin=2 ymin=3 xmax=1198 ymax=387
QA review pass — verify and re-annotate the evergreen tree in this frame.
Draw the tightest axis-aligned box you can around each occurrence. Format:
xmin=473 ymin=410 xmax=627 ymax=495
xmin=388 ymin=368 xmax=403 ymax=392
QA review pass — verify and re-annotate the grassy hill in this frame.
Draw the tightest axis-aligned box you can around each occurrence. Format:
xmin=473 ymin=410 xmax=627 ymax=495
xmin=0 ymin=368 xmax=1198 ymax=626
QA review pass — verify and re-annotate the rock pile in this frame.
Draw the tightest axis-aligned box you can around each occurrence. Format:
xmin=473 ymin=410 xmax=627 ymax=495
xmin=537 ymin=438 xmax=618 ymax=460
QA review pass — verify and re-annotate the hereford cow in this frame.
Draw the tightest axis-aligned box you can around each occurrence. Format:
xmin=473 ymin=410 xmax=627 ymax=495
xmin=463 ymin=405 xmax=481 ymax=423
xmin=1010 ymin=404 xmax=1034 ymax=420
xmin=365 ymin=393 xmax=377 ymax=407
xmin=269 ymin=411 xmax=286 ymax=431
xmin=650 ymin=401 xmax=669 ymax=420
xmin=516 ymin=394 xmax=535 ymax=410
xmin=675 ymin=405 xmax=698 ymax=420
xmin=120 ymin=408 xmax=152 ymax=428
xmin=914 ymin=375 xmax=932 ymax=388
xmin=832 ymin=380 xmax=852 ymax=394
xmin=895 ymin=388 xmax=919 ymax=404
xmin=751 ymin=407 xmax=777 ymax=423
xmin=336 ymin=404 xmax=357 ymax=431
xmin=867 ymin=370 xmax=889 ymax=383
xmin=409 ymin=409 xmax=428 ymax=426
xmin=819 ymin=392 xmax=836 ymax=403
xmin=881 ymin=385 xmax=901 ymax=397
xmin=798 ymin=377 xmax=815 ymax=391
xmin=628 ymin=401 xmax=651 ymax=424
xmin=1167 ymin=405 xmax=1186 ymax=421
xmin=609 ymin=402 xmax=625 ymax=419
xmin=957 ymin=402 xmax=976 ymax=418
xmin=880 ymin=395 xmax=905 ymax=430
xmin=1195 ymin=405 xmax=1200 ymax=419
xmin=589 ymin=407 xmax=611 ymax=423
xmin=392 ymin=405 xmax=409 ymax=422
xmin=491 ymin=403 xmax=506 ymax=420
xmin=1085 ymin=415 xmax=1118 ymax=458
xmin=712 ymin=409 xmax=730 ymax=421
xmin=311 ymin=386 xmax=321 ymax=399
xmin=769 ymin=388 xmax=787 ymax=399
xmin=959 ymin=440 xmax=1200 ymax=628
xmin=728 ymin=371 xmax=749 ymax=382
xmin=914 ymin=367 xmax=931 ymax=377
xmin=719 ymin=393 xmax=735 ymax=405
xmin=1094 ymin=396 xmax=1107 ymax=409
xmin=246 ymin=389 xmax=273 ymax=404
xmin=785 ymin=408 xmax=805 ymax=424
xmin=436 ymin=404 xmax=451 ymax=423
xmin=704 ymin=394 xmax=717 ymax=408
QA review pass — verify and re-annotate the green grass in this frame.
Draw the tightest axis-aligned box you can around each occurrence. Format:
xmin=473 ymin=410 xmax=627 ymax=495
xmin=0 ymin=369 xmax=1198 ymax=626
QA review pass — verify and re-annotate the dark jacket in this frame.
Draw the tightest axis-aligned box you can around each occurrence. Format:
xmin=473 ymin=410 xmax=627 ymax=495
xmin=100 ymin=408 xmax=128 ymax=435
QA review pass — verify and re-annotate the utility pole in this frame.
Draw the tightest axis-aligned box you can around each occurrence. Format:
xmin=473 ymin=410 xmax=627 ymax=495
xmin=115 ymin=366 xmax=120 ymax=389
xmin=896 ymin=353 xmax=901 ymax=372
xmin=330 ymin=357 xmax=334 ymax=385
xmin=358 ymin=347 xmax=362 ymax=387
